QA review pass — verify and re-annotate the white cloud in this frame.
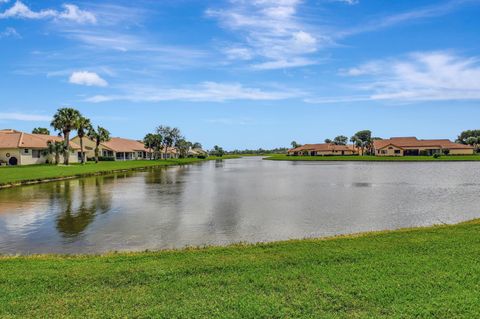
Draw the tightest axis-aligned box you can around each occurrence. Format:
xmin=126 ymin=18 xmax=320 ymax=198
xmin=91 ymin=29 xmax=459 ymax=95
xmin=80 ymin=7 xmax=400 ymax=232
xmin=0 ymin=26 xmax=19 ymax=38
xmin=332 ymin=0 xmax=359 ymax=4
xmin=69 ymin=71 xmax=108 ymax=87
xmin=307 ymin=52 xmax=480 ymax=103
xmin=0 ymin=1 xmax=96 ymax=24
xmin=0 ymin=112 xmax=50 ymax=121
xmin=207 ymin=0 xmax=325 ymax=69
xmin=85 ymin=82 xmax=303 ymax=103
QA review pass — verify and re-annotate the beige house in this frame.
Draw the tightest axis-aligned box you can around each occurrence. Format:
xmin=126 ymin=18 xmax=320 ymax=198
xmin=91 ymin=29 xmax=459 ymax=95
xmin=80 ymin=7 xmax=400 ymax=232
xmin=288 ymin=143 xmax=357 ymax=156
xmin=373 ymin=137 xmax=474 ymax=156
xmin=72 ymin=136 xmax=179 ymax=161
xmin=0 ymin=129 xmax=80 ymax=165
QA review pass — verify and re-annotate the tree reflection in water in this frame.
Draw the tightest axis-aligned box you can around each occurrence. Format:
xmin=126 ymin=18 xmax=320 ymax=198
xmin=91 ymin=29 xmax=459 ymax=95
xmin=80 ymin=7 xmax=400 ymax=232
xmin=55 ymin=176 xmax=112 ymax=239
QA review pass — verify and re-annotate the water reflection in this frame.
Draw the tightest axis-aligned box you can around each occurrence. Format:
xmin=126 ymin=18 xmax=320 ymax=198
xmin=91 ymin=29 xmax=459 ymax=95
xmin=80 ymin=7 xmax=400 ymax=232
xmin=1 ymin=158 xmax=480 ymax=254
xmin=55 ymin=178 xmax=112 ymax=239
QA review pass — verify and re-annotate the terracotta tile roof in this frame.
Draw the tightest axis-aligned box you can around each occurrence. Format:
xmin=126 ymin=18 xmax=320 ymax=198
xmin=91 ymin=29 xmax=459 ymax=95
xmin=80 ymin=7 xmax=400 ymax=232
xmin=0 ymin=129 xmax=80 ymax=149
xmin=373 ymin=137 xmax=473 ymax=150
xmin=288 ymin=143 xmax=354 ymax=153
xmin=101 ymin=137 xmax=149 ymax=152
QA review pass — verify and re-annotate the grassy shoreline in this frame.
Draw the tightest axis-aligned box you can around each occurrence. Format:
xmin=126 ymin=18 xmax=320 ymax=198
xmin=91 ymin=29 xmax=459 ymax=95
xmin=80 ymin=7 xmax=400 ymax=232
xmin=0 ymin=156 xmax=240 ymax=188
xmin=1 ymin=219 xmax=480 ymax=317
xmin=265 ymin=154 xmax=480 ymax=162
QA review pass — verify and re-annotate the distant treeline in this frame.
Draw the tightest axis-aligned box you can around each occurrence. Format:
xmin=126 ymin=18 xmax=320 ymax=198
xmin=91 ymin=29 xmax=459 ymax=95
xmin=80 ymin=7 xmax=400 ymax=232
xmin=227 ymin=148 xmax=288 ymax=155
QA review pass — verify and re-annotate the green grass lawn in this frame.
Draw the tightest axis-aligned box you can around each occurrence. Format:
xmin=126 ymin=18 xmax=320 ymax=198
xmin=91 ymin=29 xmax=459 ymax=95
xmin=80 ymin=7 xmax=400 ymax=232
xmin=1 ymin=220 xmax=480 ymax=318
xmin=265 ymin=154 xmax=480 ymax=162
xmin=0 ymin=156 xmax=239 ymax=187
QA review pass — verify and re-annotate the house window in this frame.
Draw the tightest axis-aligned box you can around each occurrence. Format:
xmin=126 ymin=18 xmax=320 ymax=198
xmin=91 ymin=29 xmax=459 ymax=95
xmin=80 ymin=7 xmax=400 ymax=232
xmin=23 ymin=149 xmax=29 ymax=154
xmin=381 ymin=150 xmax=387 ymax=154
xmin=32 ymin=150 xmax=41 ymax=158
xmin=394 ymin=150 xmax=401 ymax=154
xmin=137 ymin=152 xmax=143 ymax=158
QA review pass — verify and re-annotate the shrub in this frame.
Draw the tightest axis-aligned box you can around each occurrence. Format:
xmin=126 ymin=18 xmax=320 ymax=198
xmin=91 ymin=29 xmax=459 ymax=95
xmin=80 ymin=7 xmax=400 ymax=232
xmin=433 ymin=153 xmax=441 ymax=159
xmin=442 ymin=149 xmax=450 ymax=155
xmin=87 ymin=156 xmax=115 ymax=162
xmin=197 ymin=155 xmax=207 ymax=159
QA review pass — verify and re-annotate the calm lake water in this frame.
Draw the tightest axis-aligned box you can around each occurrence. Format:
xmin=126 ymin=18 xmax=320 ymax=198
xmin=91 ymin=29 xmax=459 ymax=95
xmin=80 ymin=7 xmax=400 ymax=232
xmin=1 ymin=157 xmax=480 ymax=254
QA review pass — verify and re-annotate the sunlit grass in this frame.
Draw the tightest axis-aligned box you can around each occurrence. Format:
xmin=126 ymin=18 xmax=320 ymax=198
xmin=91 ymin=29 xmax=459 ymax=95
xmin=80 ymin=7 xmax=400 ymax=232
xmin=1 ymin=220 xmax=480 ymax=317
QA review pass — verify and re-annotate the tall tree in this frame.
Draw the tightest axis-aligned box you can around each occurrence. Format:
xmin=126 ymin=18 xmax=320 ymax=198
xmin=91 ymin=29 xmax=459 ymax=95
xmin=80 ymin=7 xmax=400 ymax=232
xmin=291 ymin=141 xmax=300 ymax=148
xmin=352 ymin=130 xmax=372 ymax=155
xmin=192 ymin=142 xmax=202 ymax=149
xmin=176 ymin=139 xmax=192 ymax=158
xmin=51 ymin=108 xmax=82 ymax=165
xmin=75 ymin=116 xmax=92 ymax=164
xmin=324 ymin=139 xmax=333 ymax=144
xmin=143 ymin=133 xmax=156 ymax=160
xmin=333 ymin=136 xmax=348 ymax=145
xmin=157 ymin=126 xmax=182 ymax=159
xmin=87 ymin=126 xmax=110 ymax=163
xmin=32 ymin=127 xmax=50 ymax=135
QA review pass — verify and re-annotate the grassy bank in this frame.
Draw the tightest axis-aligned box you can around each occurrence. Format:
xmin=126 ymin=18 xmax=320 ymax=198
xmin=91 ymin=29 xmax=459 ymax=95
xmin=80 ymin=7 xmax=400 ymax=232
xmin=0 ymin=156 xmax=239 ymax=187
xmin=265 ymin=154 xmax=480 ymax=162
xmin=1 ymin=220 xmax=480 ymax=318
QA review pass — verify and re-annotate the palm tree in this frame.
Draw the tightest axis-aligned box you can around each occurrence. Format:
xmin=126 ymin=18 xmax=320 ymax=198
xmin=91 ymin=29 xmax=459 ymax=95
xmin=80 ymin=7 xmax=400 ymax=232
xmin=75 ymin=116 xmax=92 ymax=164
xmin=87 ymin=126 xmax=110 ymax=163
xmin=143 ymin=133 xmax=156 ymax=160
xmin=32 ymin=127 xmax=50 ymax=135
xmin=51 ymin=108 xmax=82 ymax=165
xmin=45 ymin=141 xmax=64 ymax=165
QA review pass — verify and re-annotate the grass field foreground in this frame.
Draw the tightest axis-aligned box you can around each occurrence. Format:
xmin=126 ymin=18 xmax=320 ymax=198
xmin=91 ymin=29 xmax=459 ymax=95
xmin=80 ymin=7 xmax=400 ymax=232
xmin=0 ymin=156 xmax=239 ymax=187
xmin=265 ymin=154 xmax=480 ymax=161
xmin=1 ymin=220 xmax=480 ymax=318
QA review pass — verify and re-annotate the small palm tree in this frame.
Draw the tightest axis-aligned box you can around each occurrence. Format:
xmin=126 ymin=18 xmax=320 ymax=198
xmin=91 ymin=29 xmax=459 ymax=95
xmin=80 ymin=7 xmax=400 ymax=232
xmin=51 ymin=108 xmax=82 ymax=165
xmin=87 ymin=126 xmax=110 ymax=163
xmin=75 ymin=116 xmax=92 ymax=164
xmin=45 ymin=141 xmax=64 ymax=165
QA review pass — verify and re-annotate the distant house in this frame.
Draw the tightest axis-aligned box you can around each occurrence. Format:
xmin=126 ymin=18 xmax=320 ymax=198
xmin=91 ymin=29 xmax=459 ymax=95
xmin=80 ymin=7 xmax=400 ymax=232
xmin=0 ymin=129 xmax=80 ymax=165
xmin=71 ymin=136 xmax=179 ymax=161
xmin=287 ymin=144 xmax=357 ymax=156
xmin=373 ymin=137 xmax=474 ymax=156
xmin=187 ymin=147 xmax=208 ymax=157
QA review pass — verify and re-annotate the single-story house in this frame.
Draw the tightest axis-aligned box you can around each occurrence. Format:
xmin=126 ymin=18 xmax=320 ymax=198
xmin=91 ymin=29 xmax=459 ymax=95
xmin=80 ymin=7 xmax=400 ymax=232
xmin=288 ymin=144 xmax=357 ymax=156
xmin=373 ymin=137 xmax=474 ymax=156
xmin=187 ymin=147 xmax=208 ymax=157
xmin=71 ymin=136 xmax=179 ymax=161
xmin=0 ymin=129 xmax=80 ymax=165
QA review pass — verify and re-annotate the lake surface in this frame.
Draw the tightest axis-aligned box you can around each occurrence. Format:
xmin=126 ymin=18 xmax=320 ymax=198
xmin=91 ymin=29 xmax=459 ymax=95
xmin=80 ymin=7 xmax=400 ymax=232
xmin=1 ymin=157 xmax=480 ymax=254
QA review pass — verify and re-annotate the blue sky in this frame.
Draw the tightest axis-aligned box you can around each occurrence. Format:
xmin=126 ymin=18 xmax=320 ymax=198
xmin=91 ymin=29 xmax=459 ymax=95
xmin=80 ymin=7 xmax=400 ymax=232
xmin=1 ymin=0 xmax=480 ymax=150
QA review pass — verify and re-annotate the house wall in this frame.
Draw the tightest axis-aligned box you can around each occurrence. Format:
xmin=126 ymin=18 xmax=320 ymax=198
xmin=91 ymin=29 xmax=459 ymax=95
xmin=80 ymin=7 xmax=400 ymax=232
xmin=315 ymin=150 xmax=355 ymax=156
xmin=71 ymin=137 xmax=98 ymax=159
xmin=19 ymin=149 xmax=78 ymax=165
xmin=0 ymin=149 xmax=21 ymax=165
xmin=376 ymin=146 xmax=404 ymax=156
xmin=449 ymin=149 xmax=474 ymax=155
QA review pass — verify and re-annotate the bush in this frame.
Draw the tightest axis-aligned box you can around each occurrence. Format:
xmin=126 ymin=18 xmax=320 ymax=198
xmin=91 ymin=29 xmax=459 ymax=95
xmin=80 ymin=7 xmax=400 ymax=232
xmin=197 ymin=155 xmax=207 ymax=159
xmin=433 ymin=153 xmax=441 ymax=159
xmin=87 ymin=156 xmax=115 ymax=162
xmin=442 ymin=149 xmax=450 ymax=155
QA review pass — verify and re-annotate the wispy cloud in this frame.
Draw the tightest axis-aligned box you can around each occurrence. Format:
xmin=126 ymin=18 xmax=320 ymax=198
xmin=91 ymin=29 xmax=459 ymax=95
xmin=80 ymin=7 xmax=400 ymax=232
xmin=206 ymin=0 xmax=326 ymax=70
xmin=306 ymin=52 xmax=480 ymax=103
xmin=0 ymin=26 xmax=19 ymax=38
xmin=339 ymin=0 xmax=478 ymax=37
xmin=0 ymin=112 xmax=50 ymax=121
xmin=69 ymin=71 xmax=108 ymax=87
xmin=0 ymin=1 xmax=96 ymax=24
xmin=86 ymin=82 xmax=303 ymax=103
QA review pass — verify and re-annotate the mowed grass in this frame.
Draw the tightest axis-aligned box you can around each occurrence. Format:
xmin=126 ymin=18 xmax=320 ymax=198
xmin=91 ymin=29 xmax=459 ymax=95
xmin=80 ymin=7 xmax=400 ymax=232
xmin=0 ymin=156 xmax=239 ymax=186
xmin=265 ymin=154 xmax=480 ymax=162
xmin=1 ymin=220 xmax=480 ymax=318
